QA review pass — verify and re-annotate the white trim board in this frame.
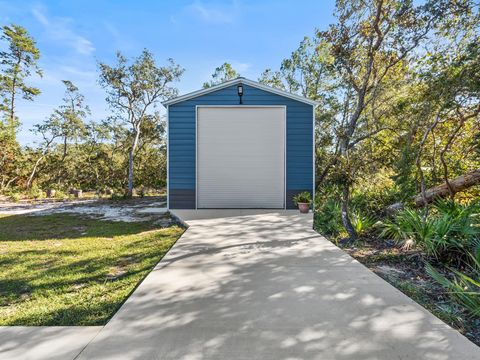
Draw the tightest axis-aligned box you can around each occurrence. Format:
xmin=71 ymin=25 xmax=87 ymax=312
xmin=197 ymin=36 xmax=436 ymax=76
xmin=312 ymin=106 xmax=315 ymax=213
xmin=166 ymin=105 xmax=170 ymax=210
xmin=162 ymin=77 xmax=319 ymax=107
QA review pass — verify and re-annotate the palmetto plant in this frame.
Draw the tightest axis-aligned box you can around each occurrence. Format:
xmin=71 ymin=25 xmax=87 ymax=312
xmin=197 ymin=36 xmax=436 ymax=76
xmin=380 ymin=200 xmax=480 ymax=261
xmin=426 ymin=245 xmax=480 ymax=318
xmin=314 ymin=199 xmax=343 ymax=236
xmin=351 ymin=210 xmax=376 ymax=236
xmin=380 ymin=208 xmax=435 ymax=250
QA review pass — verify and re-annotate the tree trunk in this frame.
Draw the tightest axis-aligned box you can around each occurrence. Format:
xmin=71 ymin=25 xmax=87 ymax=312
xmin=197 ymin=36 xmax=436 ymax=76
xmin=127 ymin=149 xmax=134 ymax=197
xmin=413 ymin=169 xmax=480 ymax=206
xmin=26 ymin=137 xmax=56 ymax=189
xmin=341 ymin=184 xmax=357 ymax=241
xmin=126 ymin=128 xmax=141 ymax=198
xmin=26 ymin=155 xmax=45 ymax=189
xmin=8 ymin=57 xmax=22 ymax=139
xmin=387 ymin=169 xmax=480 ymax=212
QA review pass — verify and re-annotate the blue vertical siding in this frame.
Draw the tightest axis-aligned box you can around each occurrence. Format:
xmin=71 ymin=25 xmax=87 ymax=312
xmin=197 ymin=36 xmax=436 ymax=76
xmin=168 ymin=83 xmax=313 ymax=209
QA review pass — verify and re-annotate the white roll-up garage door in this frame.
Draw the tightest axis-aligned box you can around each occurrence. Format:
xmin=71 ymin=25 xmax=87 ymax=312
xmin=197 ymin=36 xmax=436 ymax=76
xmin=197 ymin=106 xmax=285 ymax=208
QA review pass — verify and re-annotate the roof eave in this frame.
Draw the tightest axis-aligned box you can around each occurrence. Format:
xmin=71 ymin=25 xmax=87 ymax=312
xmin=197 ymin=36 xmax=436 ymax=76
xmin=162 ymin=78 xmax=320 ymax=107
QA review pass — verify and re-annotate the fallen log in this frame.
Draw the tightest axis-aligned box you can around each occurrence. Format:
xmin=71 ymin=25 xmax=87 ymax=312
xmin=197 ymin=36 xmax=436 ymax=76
xmin=387 ymin=169 xmax=480 ymax=212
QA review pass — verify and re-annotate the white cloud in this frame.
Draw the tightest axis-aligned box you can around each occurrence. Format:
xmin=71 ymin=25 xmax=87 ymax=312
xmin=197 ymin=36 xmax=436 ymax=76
xmin=186 ymin=0 xmax=241 ymax=24
xmin=31 ymin=5 xmax=95 ymax=55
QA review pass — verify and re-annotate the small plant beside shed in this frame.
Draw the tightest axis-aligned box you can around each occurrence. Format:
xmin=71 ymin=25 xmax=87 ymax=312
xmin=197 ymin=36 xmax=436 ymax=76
xmin=293 ymin=191 xmax=312 ymax=213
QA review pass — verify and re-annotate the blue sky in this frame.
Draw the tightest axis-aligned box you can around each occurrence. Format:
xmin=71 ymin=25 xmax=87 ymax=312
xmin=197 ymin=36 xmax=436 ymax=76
xmin=0 ymin=0 xmax=335 ymax=145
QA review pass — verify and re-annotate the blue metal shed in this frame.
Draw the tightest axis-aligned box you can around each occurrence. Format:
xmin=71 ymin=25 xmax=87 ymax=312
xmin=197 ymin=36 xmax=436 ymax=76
xmin=163 ymin=77 xmax=317 ymax=210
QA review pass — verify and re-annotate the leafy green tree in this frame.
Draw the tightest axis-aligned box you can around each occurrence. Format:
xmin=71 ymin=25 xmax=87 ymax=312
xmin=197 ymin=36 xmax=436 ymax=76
xmin=203 ymin=62 xmax=239 ymax=88
xmin=25 ymin=80 xmax=90 ymax=189
xmin=99 ymin=50 xmax=183 ymax=197
xmin=0 ymin=24 xmax=42 ymax=137
xmin=26 ymin=114 xmax=63 ymax=188
xmin=413 ymin=3 xmax=480 ymax=203
xmin=261 ymin=0 xmax=480 ymax=240
xmin=0 ymin=24 xmax=41 ymax=191
xmin=258 ymin=69 xmax=285 ymax=90
xmin=134 ymin=112 xmax=167 ymax=189
xmin=56 ymin=80 xmax=89 ymax=162
xmin=258 ymin=36 xmax=340 ymax=189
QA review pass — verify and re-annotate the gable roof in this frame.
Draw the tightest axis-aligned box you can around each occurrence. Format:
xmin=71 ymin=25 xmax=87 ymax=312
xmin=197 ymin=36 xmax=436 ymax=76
xmin=162 ymin=77 xmax=319 ymax=107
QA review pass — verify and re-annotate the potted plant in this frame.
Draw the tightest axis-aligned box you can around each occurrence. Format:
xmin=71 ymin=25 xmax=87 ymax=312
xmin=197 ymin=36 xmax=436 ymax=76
xmin=293 ymin=192 xmax=312 ymax=213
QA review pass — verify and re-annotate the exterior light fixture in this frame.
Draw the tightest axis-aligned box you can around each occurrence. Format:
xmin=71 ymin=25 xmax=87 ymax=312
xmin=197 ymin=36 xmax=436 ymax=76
xmin=237 ymin=85 xmax=243 ymax=104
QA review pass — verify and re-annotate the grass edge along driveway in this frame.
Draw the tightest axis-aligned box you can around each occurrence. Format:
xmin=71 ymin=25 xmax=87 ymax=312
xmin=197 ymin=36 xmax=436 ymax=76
xmin=0 ymin=213 xmax=184 ymax=326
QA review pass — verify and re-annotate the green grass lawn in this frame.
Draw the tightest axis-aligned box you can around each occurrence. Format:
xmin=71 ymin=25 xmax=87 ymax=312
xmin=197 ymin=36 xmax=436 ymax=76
xmin=0 ymin=213 xmax=184 ymax=326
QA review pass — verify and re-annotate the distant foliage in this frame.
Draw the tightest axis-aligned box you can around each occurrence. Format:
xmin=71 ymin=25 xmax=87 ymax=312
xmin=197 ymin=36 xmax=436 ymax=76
xmin=0 ymin=43 xmax=181 ymax=195
xmin=203 ymin=62 xmax=239 ymax=88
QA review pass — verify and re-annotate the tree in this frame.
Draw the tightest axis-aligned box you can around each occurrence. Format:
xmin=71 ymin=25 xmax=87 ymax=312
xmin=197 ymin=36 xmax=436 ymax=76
xmin=99 ymin=50 xmax=184 ymax=197
xmin=258 ymin=69 xmax=285 ymax=91
xmin=203 ymin=62 xmax=239 ymax=88
xmin=56 ymin=80 xmax=89 ymax=162
xmin=387 ymin=169 xmax=480 ymax=212
xmin=25 ymin=80 xmax=90 ymax=189
xmin=258 ymin=36 xmax=340 ymax=190
xmin=0 ymin=24 xmax=41 ymax=192
xmin=412 ymin=2 xmax=480 ymax=205
xmin=26 ymin=114 xmax=63 ymax=188
xmin=48 ymin=80 xmax=90 ymax=186
xmin=314 ymin=0 xmax=438 ymax=240
xmin=0 ymin=24 xmax=42 ymax=138
xmin=262 ymin=36 xmax=335 ymax=99
xmin=133 ymin=112 xmax=167 ymax=189
xmin=259 ymin=0 xmax=473 ymax=240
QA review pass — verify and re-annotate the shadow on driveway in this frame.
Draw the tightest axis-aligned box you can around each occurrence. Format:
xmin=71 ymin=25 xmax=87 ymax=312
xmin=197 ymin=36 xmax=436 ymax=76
xmin=26 ymin=212 xmax=480 ymax=359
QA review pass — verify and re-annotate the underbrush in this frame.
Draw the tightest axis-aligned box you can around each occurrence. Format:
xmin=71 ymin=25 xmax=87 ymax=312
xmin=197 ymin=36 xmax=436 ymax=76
xmin=1 ymin=186 xmax=166 ymax=202
xmin=380 ymin=200 xmax=480 ymax=263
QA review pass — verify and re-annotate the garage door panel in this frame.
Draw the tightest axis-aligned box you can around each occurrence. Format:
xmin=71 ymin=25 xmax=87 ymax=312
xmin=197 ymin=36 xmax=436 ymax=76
xmin=197 ymin=107 xmax=285 ymax=209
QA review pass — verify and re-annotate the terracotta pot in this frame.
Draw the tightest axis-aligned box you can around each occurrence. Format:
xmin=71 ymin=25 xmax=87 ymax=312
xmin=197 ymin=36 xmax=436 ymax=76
xmin=298 ymin=203 xmax=310 ymax=213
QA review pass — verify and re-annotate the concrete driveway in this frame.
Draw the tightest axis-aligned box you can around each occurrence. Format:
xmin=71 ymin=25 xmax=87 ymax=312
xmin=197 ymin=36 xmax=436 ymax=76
xmin=74 ymin=210 xmax=479 ymax=360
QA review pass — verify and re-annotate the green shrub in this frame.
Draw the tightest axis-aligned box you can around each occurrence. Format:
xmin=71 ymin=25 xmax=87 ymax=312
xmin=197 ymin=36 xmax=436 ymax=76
xmin=314 ymin=199 xmax=343 ymax=236
xmin=380 ymin=208 xmax=434 ymax=246
xmin=380 ymin=200 xmax=480 ymax=261
xmin=350 ymin=168 xmax=401 ymax=218
xmin=54 ymin=190 xmax=68 ymax=200
xmin=27 ymin=185 xmax=44 ymax=200
xmin=314 ymin=196 xmax=377 ymax=238
xmin=8 ymin=192 xmax=21 ymax=202
xmin=351 ymin=210 xmax=377 ymax=236
xmin=110 ymin=192 xmax=127 ymax=201
xmin=138 ymin=187 xmax=147 ymax=198
xmin=351 ymin=187 xmax=400 ymax=218
xmin=426 ymin=247 xmax=480 ymax=318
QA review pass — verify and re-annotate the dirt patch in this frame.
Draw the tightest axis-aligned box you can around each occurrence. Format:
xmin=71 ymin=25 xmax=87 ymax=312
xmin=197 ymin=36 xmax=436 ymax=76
xmin=0 ymin=196 xmax=171 ymax=224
